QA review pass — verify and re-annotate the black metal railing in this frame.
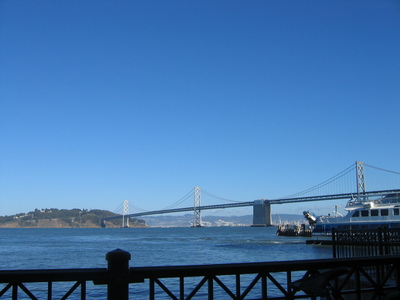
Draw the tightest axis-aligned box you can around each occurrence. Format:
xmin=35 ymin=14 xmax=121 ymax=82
xmin=1 ymin=249 xmax=400 ymax=299
xmin=332 ymin=228 xmax=400 ymax=258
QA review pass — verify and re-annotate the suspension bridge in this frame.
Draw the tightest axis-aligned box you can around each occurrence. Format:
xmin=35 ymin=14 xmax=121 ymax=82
xmin=102 ymin=161 xmax=400 ymax=227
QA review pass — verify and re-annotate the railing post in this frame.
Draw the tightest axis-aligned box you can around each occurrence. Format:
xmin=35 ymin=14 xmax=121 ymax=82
xmin=378 ymin=227 xmax=383 ymax=255
xmin=332 ymin=228 xmax=337 ymax=258
xmin=106 ymin=249 xmax=131 ymax=300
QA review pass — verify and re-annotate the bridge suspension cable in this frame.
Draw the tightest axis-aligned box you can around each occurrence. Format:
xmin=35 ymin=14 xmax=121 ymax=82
xmin=112 ymin=189 xmax=194 ymax=215
xmin=113 ymin=201 xmax=124 ymax=214
xmin=113 ymin=200 xmax=149 ymax=215
xmin=364 ymin=163 xmax=400 ymax=176
xmin=363 ymin=163 xmax=400 ymax=191
xmin=280 ymin=163 xmax=355 ymax=199
xmin=201 ymin=189 xmax=243 ymax=203
xmin=127 ymin=203 xmax=149 ymax=213
xmin=161 ymin=189 xmax=194 ymax=210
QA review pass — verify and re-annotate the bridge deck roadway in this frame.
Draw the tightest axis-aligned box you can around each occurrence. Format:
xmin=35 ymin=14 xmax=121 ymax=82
xmin=103 ymin=189 xmax=400 ymax=221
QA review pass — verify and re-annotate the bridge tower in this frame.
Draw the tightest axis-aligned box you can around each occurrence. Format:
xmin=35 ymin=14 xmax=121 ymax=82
xmin=356 ymin=161 xmax=366 ymax=199
xmin=122 ymin=200 xmax=129 ymax=228
xmin=193 ymin=187 xmax=203 ymax=227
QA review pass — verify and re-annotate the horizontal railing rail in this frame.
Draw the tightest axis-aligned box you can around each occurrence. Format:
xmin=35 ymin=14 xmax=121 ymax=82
xmin=0 ymin=249 xmax=399 ymax=299
xmin=130 ymin=255 xmax=400 ymax=299
xmin=0 ymin=268 xmax=108 ymax=300
xmin=0 ymin=268 xmax=107 ymax=282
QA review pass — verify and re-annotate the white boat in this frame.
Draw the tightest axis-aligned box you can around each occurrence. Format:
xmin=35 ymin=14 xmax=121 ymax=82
xmin=303 ymin=193 xmax=400 ymax=235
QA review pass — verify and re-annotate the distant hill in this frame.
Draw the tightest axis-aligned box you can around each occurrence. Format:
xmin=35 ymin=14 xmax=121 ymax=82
xmin=0 ymin=209 xmax=306 ymax=228
xmin=143 ymin=214 xmax=305 ymax=227
xmin=0 ymin=208 xmax=147 ymax=228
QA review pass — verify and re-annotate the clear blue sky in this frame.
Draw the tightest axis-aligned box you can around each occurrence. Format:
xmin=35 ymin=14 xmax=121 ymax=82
xmin=1 ymin=1 xmax=399 ymax=217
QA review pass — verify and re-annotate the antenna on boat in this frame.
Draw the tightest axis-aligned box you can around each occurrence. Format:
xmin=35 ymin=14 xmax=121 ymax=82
xmin=333 ymin=205 xmax=343 ymax=217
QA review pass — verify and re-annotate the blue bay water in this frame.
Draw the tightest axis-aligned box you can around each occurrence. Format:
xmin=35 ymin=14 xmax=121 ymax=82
xmin=0 ymin=226 xmax=332 ymax=299
xmin=0 ymin=226 xmax=331 ymax=269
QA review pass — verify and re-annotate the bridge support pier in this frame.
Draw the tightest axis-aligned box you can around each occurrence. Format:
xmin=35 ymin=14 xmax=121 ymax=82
xmin=252 ymin=200 xmax=272 ymax=227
